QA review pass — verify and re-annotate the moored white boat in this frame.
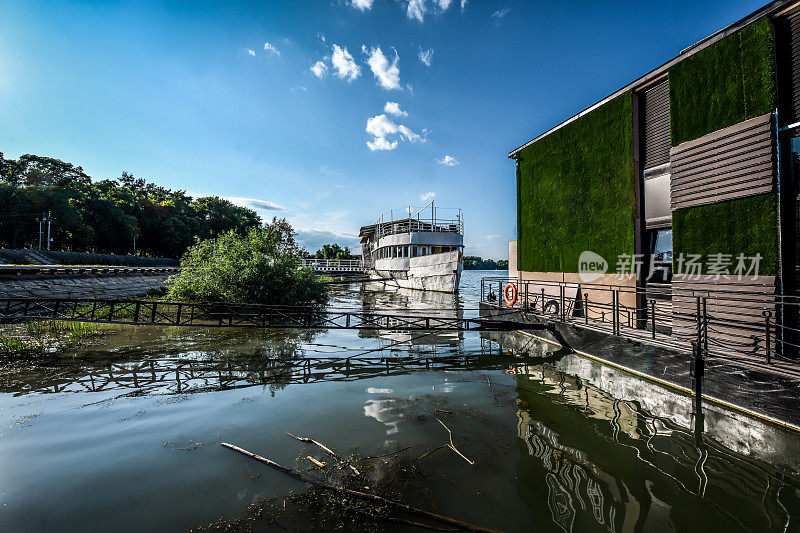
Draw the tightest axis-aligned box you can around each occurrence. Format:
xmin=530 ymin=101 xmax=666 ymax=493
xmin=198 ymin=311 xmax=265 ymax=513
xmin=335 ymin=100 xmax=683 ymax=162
xmin=359 ymin=202 xmax=464 ymax=293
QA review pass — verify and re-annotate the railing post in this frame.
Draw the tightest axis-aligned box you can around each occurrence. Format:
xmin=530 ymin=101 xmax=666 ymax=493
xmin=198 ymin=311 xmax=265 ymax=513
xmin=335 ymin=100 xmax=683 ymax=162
xmin=584 ymin=294 xmax=589 ymax=324
xmin=176 ymin=303 xmax=182 ymax=325
xmin=696 ymin=296 xmax=702 ymax=347
xmin=611 ymin=291 xmax=616 ymax=334
xmin=541 ymin=288 xmax=545 ymax=313
xmin=764 ymin=310 xmax=772 ymax=364
xmin=702 ymin=297 xmax=708 ymax=357
xmin=134 ymin=302 xmax=141 ymax=323
xmin=150 ymin=302 xmax=157 ymax=323
xmin=650 ymin=299 xmax=656 ymax=339
xmin=52 ymin=299 xmax=60 ymax=318
xmin=559 ymin=285 xmax=565 ymax=322
xmin=524 ymin=282 xmax=528 ymax=312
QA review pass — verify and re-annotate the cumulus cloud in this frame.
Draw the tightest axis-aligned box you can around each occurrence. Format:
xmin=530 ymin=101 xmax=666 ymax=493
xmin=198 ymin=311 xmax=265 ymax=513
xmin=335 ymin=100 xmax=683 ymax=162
xmin=407 ymin=0 xmax=426 ymax=22
xmin=350 ymin=0 xmax=373 ymax=10
xmin=492 ymin=7 xmax=510 ymax=19
xmin=331 ymin=44 xmax=361 ymax=81
xmin=246 ymin=48 xmax=255 ymax=56
xmin=263 ymin=42 xmax=279 ymax=55
xmin=406 ymin=0 xmax=454 ymax=21
xmin=418 ymin=48 xmax=434 ymax=67
xmin=365 ymin=114 xmax=422 ymax=151
xmin=367 ymin=137 xmax=399 ymax=151
xmin=436 ymin=155 xmax=459 ymax=166
xmin=363 ymin=45 xmax=401 ymax=90
xmin=420 ymin=191 xmax=436 ymax=202
xmin=310 ymin=60 xmax=327 ymax=78
xmin=228 ymin=197 xmax=288 ymax=212
xmin=384 ymin=101 xmax=407 ymax=117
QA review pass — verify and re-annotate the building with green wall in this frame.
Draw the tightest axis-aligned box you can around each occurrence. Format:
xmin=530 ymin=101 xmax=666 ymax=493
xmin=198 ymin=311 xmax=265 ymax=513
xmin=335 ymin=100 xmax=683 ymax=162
xmin=508 ymin=0 xmax=800 ymax=344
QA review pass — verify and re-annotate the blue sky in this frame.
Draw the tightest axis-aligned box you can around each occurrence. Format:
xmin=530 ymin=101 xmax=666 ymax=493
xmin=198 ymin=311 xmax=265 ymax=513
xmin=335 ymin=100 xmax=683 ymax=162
xmin=0 ymin=0 xmax=768 ymax=259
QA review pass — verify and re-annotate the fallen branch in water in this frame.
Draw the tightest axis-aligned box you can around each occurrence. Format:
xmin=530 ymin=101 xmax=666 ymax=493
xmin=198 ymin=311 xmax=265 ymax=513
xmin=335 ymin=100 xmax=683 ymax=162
xmin=285 ymin=432 xmax=360 ymax=476
xmin=414 ymin=444 xmax=449 ymax=461
xmin=343 ymin=505 xmax=460 ymax=532
xmin=436 ymin=418 xmax=475 ymax=466
xmin=360 ymin=445 xmax=414 ymax=460
xmin=221 ymin=442 xmax=501 ymax=533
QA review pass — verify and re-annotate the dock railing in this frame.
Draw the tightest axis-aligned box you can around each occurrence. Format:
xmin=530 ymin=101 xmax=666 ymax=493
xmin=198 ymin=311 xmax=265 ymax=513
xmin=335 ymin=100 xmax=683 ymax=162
xmin=300 ymin=258 xmax=364 ymax=272
xmin=480 ymin=276 xmax=800 ymax=369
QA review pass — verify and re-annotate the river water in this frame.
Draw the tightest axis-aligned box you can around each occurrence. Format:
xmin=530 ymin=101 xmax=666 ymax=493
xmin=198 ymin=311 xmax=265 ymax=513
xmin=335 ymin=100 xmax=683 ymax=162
xmin=1 ymin=270 xmax=798 ymax=532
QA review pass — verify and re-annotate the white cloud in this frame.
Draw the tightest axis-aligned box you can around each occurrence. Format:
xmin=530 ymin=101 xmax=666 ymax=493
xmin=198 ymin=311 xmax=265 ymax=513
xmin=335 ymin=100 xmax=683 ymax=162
xmin=418 ymin=48 xmax=434 ymax=67
xmin=436 ymin=155 xmax=459 ymax=166
xmin=246 ymin=49 xmax=255 ymax=56
xmin=367 ymin=137 xmax=399 ymax=151
xmin=492 ymin=7 xmax=510 ymax=19
xmin=227 ymin=197 xmax=288 ymax=213
xmin=485 ymin=234 xmax=501 ymax=240
xmin=310 ymin=60 xmax=327 ymax=78
xmin=291 ymin=85 xmax=307 ymax=92
xmin=364 ymin=46 xmax=401 ymax=90
xmin=263 ymin=42 xmax=279 ymax=55
xmin=460 ymin=0 xmax=467 ymax=10
xmin=365 ymin=114 xmax=422 ymax=151
xmin=331 ymin=44 xmax=361 ymax=81
xmin=350 ymin=0 xmax=373 ymax=10
xmin=420 ymin=191 xmax=436 ymax=202
xmin=436 ymin=0 xmax=452 ymax=9
xmin=407 ymin=0 xmax=426 ymax=22
xmin=317 ymin=32 xmax=326 ymax=42
xmin=384 ymin=101 xmax=407 ymax=117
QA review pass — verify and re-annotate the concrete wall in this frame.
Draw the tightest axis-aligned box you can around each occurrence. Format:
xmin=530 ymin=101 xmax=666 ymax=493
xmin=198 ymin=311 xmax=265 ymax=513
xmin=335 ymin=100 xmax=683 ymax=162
xmin=0 ymin=273 xmax=171 ymax=299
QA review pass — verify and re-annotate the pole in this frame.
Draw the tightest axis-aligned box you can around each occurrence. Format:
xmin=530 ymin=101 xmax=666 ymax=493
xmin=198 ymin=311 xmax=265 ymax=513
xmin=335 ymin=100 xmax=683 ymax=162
xmin=46 ymin=210 xmax=51 ymax=250
xmin=37 ymin=213 xmax=44 ymax=250
xmin=651 ymin=299 xmax=656 ymax=339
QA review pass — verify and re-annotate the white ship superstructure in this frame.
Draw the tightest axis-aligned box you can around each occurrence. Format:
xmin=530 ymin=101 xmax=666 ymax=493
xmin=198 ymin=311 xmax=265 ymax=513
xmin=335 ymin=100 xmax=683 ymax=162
xmin=359 ymin=202 xmax=463 ymax=293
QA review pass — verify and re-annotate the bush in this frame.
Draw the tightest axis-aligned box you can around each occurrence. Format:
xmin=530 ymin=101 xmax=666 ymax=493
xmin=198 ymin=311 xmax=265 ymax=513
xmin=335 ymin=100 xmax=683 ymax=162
xmin=165 ymin=219 xmax=328 ymax=306
xmin=669 ymin=16 xmax=775 ymax=146
xmin=516 ymin=92 xmax=635 ymax=273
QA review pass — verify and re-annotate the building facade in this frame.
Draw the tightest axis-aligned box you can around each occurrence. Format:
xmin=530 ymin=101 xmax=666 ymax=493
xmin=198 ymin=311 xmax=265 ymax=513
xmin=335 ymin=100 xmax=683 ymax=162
xmin=509 ymin=0 xmax=800 ymax=347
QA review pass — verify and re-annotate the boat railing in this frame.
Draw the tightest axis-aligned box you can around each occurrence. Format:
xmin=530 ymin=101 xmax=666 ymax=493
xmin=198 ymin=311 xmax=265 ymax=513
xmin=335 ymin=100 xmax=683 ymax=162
xmin=375 ymin=218 xmax=463 ymax=239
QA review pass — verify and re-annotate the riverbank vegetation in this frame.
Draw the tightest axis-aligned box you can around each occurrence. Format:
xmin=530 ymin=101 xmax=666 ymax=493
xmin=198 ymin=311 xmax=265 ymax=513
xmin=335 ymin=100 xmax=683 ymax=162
xmin=165 ymin=218 xmax=329 ymax=306
xmin=463 ymin=256 xmax=508 ymax=270
xmin=0 ymin=153 xmax=260 ymax=257
xmin=0 ymin=320 xmax=107 ymax=356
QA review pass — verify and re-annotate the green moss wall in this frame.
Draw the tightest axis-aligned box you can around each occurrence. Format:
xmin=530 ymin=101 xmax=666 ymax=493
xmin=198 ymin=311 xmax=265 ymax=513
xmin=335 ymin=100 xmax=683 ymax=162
xmin=672 ymin=194 xmax=778 ymax=276
xmin=669 ymin=16 xmax=775 ymax=146
xmin=516 ymin=93 xmax=634 ymax=273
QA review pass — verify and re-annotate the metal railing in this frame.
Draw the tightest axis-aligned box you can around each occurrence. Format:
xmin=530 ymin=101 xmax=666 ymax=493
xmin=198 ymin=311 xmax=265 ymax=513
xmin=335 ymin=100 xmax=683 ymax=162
xmin=480 ymin=276 xmax=800 ymax=367
xmin=374 ymin=218 xmax=463 ymax=239
xmin=300 ymin=258 xmax=364 ymax=271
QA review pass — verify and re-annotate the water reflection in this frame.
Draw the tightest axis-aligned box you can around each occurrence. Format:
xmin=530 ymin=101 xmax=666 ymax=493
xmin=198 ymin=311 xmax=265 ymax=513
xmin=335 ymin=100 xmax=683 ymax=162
xmin=508 ymin=350 xmax=800 ymax=532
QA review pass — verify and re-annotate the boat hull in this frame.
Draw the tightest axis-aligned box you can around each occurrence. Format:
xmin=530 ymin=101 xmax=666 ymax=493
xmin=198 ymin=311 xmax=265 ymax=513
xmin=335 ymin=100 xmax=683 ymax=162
xmin=370 ymin=250 xmax=462 ymax=293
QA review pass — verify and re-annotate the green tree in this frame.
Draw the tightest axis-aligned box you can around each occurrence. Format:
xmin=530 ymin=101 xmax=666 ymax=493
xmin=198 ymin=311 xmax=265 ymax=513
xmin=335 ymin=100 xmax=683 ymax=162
xmin=165 ymin=218 xmax=328 ymax=306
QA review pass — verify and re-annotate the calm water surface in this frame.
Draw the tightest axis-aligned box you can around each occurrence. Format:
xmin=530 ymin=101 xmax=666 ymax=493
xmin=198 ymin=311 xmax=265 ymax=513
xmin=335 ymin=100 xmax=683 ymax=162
xmin=0 ymin=270 xmax=798 ymax=532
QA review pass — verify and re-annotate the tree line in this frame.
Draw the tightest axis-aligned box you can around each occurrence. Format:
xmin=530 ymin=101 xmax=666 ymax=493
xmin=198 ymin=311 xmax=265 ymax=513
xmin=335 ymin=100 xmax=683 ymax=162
xmin=463 ymin=256 xmax=508 ymax=270
xmin=0 ymin=153 xmax=261 ymax=257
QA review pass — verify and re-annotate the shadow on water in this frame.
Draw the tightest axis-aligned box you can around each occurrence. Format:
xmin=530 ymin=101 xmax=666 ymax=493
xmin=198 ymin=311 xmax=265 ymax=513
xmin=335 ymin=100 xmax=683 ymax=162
xmin=0 ymin=272 xmax=799 ymax=532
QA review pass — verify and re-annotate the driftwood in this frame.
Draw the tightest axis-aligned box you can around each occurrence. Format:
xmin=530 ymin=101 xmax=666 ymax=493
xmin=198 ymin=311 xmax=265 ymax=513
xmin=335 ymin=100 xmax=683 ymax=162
xmin=307 ymin=456 xmax=326 ymax=468
xmin=361 ymin=445 xmax=414 ymax=460
xmin=343 ymin=505 xmax=460 ymax=532
xmin=221 ymin=442 xmax=502 ymax=533
xmin=285 ymin=432 xmax=360 ymax=476
xmin=436 ymin=418 xmax=475 ymax=466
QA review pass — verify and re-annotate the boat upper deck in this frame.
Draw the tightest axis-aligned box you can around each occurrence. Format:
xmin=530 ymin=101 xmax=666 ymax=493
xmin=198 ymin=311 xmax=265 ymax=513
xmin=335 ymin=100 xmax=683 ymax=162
xmin=359 ymin=202 xmax=463 ymax=242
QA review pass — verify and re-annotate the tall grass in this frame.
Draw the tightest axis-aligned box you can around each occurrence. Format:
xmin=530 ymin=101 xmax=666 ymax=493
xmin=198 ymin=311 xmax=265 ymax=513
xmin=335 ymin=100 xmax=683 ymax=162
xmin=0 ymin=320 xmax=107 ymax=356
